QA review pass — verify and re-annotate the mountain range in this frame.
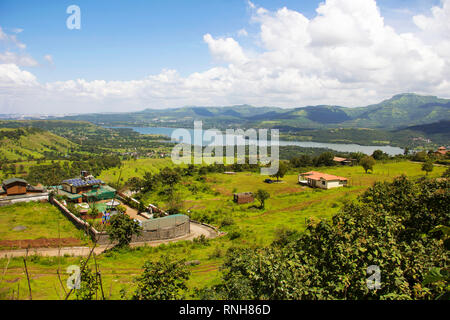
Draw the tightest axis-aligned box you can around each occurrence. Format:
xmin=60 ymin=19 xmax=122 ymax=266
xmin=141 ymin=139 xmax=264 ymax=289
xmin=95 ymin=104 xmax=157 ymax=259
xmin=57 ymin=93 xmax=449 ymax=131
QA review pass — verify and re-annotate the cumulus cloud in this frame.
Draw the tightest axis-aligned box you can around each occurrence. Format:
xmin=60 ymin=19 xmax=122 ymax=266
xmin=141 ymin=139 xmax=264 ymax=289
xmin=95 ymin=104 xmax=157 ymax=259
xmin=203 ymin=34 xmax=248 ymax=65
xmin=1 ymin=0 xmax=450 ymax=114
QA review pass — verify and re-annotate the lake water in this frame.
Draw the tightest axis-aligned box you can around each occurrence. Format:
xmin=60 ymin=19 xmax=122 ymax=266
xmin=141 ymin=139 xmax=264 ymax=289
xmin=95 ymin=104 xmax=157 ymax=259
xmin=109 ymin=126 xmax=404 ymax=156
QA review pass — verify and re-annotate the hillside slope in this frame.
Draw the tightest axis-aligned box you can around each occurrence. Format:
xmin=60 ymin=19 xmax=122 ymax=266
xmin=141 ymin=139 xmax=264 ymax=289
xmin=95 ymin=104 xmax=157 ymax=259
xmin=0 ymin=127 xmax=75 ymax=161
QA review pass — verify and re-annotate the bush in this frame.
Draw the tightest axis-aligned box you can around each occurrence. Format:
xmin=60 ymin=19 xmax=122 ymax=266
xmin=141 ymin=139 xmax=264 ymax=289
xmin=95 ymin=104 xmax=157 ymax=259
xmin=220 ymin=216 xmax=235 ymax=227
xmin=228 ymin=230 xmax=242 ymax=240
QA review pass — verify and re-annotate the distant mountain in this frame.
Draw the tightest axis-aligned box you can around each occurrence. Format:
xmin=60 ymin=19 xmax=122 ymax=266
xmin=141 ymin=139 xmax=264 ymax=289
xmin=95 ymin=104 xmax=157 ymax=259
xmin=57 ymin=93 xmax=450 ymax=130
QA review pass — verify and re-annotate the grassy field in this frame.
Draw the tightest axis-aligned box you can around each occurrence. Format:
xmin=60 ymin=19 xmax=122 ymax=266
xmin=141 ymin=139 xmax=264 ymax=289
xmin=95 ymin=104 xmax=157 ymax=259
xmin=0 ymin=160 xmax=446 ymax=300
xmin=0 ymin=202 xmax=89 ymax=246
xmin=98 ymin=158 xmax=178 ymax=183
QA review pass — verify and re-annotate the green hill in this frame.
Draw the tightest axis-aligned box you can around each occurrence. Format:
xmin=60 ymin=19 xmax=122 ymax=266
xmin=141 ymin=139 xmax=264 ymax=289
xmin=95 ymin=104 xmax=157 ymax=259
xmin=0 ymin=127 xmax=74 ymax=161
xmin=57 ymin=93 xmax=450 ymax=130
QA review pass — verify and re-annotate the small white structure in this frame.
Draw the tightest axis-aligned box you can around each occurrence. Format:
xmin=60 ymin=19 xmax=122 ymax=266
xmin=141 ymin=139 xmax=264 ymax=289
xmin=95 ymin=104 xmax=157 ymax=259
xmin=299 ymin=171 xmax=348 ymax=190
xmin=106 ymin=199 xmax=120 ymax=207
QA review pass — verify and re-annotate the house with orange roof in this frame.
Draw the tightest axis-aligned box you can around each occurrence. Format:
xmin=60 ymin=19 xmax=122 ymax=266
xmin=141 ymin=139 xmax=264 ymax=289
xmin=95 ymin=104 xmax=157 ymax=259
xmin=333 ymin=156 xmax=356 ymax=166
xmin=434 ymin=146 xmax=448 ymax=157
xmin=298 ymin=171 xmax=348 ymax=189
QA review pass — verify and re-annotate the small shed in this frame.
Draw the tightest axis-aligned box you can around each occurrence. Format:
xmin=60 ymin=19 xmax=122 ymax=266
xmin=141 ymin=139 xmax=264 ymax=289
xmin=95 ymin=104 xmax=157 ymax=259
xmin=233 ymin=192 xmax=254 ymax=204
xmin=2 ymin=178 xmax=28 ymax=196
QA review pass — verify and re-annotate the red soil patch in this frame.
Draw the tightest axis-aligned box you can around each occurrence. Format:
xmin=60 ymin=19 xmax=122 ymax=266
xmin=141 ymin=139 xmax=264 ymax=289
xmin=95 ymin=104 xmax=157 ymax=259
xmin=0 ymin=238 xmax=83 ymax=249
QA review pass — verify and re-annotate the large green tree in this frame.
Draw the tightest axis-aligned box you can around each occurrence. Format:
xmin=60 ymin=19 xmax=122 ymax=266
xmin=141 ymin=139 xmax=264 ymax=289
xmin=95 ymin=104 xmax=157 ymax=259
xmin=132 ymin=256 xmax=190 ymax=300
xmin=270 ymin=161 xmax=289 ymax=182
xmin=422 ymin=161 xmax=434 ymax=176
xmin=107 ymin=213 xmax=142 ymax=247
xmin=360 ymin=156 xmax=376 ymax=173
xmin=255 ymin=189 xmax=270 ymax=209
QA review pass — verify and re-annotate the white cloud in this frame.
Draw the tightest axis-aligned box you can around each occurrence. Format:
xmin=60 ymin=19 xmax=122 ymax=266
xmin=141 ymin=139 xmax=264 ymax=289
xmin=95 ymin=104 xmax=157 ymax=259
xmin=1 ymin=0 xmax=450 ymax=114
xmin=203 ymin=33 xmax=248 ymax=65
xmin=0 ymin=64 xmax=37 ymax=86
xmin=0 ymin=51 xmax=38 ymax=67
xmin=44 ymin=54 xmax=53 ymax=65
xmin=0 ymin=27 xmax=26 ymax=49
xmin=237 ymin=28 xmax=248 ymax=37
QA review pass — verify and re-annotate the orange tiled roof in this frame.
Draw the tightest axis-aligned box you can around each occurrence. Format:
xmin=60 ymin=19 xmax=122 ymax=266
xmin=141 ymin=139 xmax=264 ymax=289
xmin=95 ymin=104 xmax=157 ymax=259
xmin=333 ymin=157 xmax=348 ymax=162
xmin=301 ymin=171 xmax=348 ymax=181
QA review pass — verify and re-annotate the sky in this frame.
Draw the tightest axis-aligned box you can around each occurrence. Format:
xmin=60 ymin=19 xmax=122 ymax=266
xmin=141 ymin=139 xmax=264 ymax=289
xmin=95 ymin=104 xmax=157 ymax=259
xmin=0 ymin=0 xmax=449 ymax=114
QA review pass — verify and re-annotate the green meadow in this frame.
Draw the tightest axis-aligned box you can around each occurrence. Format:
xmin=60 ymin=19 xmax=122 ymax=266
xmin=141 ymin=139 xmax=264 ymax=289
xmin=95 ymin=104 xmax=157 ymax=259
xmin=0 ymin=202 xmax=88 ymax=245
xmin=0 ymin=160 xmax=446 ymax=299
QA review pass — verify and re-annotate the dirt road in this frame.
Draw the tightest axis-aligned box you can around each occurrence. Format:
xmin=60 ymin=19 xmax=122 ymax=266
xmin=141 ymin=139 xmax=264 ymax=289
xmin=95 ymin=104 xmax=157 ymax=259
xmin=0 ymin=221 xmax=219 ymax=258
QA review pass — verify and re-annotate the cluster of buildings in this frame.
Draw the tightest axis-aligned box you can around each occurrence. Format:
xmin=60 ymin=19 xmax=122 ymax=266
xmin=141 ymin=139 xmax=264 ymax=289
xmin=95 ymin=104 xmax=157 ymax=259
xmin=56 ymin=171 xmax=116 ymax=203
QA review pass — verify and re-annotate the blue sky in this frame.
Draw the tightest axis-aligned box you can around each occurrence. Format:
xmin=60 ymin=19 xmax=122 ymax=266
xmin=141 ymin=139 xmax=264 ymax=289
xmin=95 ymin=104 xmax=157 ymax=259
xmin=0 ymin=0 xmax=448 ymax=114
xmin=0 ymin=0 xmax=440 ymax=82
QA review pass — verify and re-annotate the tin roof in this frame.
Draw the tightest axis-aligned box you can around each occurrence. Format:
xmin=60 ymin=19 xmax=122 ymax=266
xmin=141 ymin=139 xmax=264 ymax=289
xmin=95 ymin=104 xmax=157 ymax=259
xmin=301 ymin=171 xmax=348 ymax=182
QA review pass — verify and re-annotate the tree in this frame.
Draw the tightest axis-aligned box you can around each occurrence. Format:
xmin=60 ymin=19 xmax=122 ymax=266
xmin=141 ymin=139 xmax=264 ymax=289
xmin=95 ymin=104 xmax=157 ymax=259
xmin=159 ymin=167 xmax=181 ymax=187
xmin=314 ymin=152 xmax=335 ymax=166
xmin=372 ymin=150 xmax=388 ymax=161
xmin=270 ymin=161 xmax=288 ymax=181
xmin=443 ymin=167 xmax=450 ymax=179
xmin=132 ymin=256 xmax=190 ymax=300
xmin=75 ymin=260 xmax=99 ymax=300
xmin=360 ymin=156 xmax=376 ymax=173
xmin=107 ymin=213 xmax=142 ymax=247
xmin=165 ymin=191 xmax=184 ymax=215
xmin=422 ymin=161 xmax=434 ymax=176
xmin=255 ymin=189 xmax=270 ymax=209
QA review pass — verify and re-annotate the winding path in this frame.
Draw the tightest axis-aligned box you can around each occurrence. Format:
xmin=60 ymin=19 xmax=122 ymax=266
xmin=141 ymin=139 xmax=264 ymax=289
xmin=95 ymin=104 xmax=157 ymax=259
xmin=0 ymin=221 xmax=219 ymax=258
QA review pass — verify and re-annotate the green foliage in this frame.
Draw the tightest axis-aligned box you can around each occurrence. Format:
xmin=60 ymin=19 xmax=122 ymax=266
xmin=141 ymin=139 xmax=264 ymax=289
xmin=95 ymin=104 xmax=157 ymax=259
xmin=75 ymin=260 xmax=99 ymax=300
xmin=360 ymin=156 xmax=376 ymax=173
xmin=372 ymin=150 xmax=389 ymax=161
xmin=255 ymin=189 xmax=270 ymax=209
xmin=204 ymin=176 xmax=449 ymax=300
xmin=106 ymin=214 xmax=142 ymax=247
xmin=443 ymin=167 xmax=450 ymax=178
xmin=270 ymin=161 xmax=289 ymax=181
xmin=220 ymin=216 xmax=235 ymax=228
xmin=421 ymin=161 xmax=434 ymax=176
xmin=116 ymin=205 xmax=127 ymax=214
xmin=131 ymin=256 xmax=190 ymax=300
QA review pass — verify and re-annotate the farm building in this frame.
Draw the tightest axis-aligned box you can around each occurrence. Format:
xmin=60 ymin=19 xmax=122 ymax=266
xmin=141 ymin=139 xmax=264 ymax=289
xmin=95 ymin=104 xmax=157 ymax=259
xmin=434 ymin=146 xmax=448 ymax=157
xmin=333 ymin=157 xmax=356 ymax=166
xmin=299 ymin=171 xmax=348 ymax=190
xmin=0 ymin=178 xmax=48 ymax=204
xmin=0 ymin=178 xmax=46 ymax=196
xmin=233 ymin=192 xmax=254 ymax=204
